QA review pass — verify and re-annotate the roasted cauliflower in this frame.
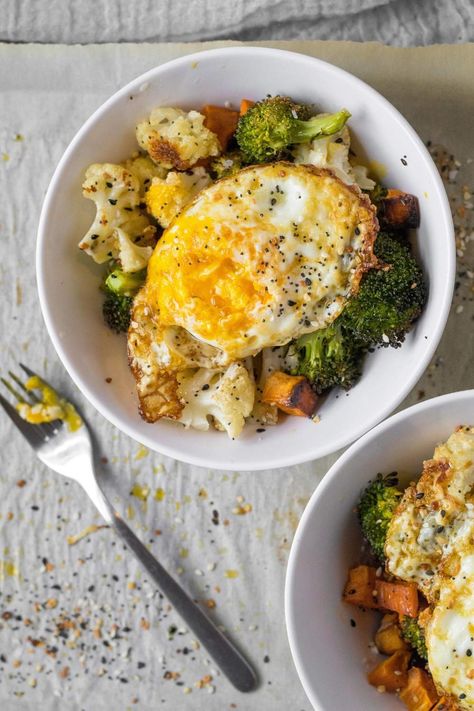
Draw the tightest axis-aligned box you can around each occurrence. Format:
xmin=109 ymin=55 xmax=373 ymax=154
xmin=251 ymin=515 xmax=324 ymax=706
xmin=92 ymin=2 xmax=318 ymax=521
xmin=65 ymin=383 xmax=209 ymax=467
xmin=145 ymin=167 xmax=211 ymax=227
xmin=292 ymin=124 xmax=375 ymax=190
xmin=252 ymin=347 xmax=287 ymax=426
xmin=122 ymin=154 xmax=168 ymax=196
xmin=136 ymin=107 xmax=221 ymax=170
xmin=128 ymin=292 xmax=255 ymax=438
xmin=177 ymin=363 xmax=255 ymax=439
xmin=79 ymin=163 xmax=157 ymax=272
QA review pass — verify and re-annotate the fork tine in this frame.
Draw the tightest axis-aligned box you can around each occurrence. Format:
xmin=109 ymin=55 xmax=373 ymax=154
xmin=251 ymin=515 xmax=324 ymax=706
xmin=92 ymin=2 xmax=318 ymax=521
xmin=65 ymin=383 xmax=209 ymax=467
xmin=19 ymin=362 xmax=38 ymax=380
xmin=19 ymin=363 xmax=58 ymax=397
xmin=8 ymin=371 xmax=40 ymax=404
xmin=0 ymin=392 xmax=46 ymax=447
xmin=16 ymin=364 xmax=65 ymax=436
xmin=2 ymin=368 xmax=64 ymax=438
xmin=0 ymin=377 xmax=25 ymax=403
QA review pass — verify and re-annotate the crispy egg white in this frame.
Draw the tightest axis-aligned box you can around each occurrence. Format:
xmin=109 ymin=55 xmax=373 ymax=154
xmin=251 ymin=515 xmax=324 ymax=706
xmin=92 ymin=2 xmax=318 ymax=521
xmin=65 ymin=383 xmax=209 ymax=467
xmin=128 ymin=288 xmax=228 ymax=422
xmin=142 ymin=163 xmax=377 ymax=360
xmin=385 ymin=427 xmax=474 ymax=599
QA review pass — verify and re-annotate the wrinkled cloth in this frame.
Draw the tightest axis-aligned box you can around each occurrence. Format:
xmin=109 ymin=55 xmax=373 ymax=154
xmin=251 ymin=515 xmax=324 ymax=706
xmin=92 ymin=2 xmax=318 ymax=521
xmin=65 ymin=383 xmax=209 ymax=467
xmin=0 ymin=41 xmax=472 ymax=710
xmin=0 ymin=0 xmax=473 ymax=44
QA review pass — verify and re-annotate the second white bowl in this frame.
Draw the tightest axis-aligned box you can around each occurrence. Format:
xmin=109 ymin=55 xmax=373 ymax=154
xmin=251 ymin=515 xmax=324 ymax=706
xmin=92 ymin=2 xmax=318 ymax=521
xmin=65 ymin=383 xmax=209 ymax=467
xmin=286 ymin=389 xmax=474 ymax=710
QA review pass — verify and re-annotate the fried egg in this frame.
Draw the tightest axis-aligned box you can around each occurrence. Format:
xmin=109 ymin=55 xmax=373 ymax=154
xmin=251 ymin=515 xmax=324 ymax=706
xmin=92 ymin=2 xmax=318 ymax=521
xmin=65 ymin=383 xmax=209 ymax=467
xmin=142 ymin=163 xmax=377 ymax=360
xmin=385 ymin=426 xmax=474 ymax=708
xmin=426 ymin=507 xmax=474 ymax=709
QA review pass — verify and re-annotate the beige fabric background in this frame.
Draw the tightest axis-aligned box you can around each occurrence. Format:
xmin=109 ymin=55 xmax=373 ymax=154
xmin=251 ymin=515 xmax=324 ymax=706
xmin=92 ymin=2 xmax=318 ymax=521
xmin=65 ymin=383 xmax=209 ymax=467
xmin=0 ymin=41 xmax=473 ymax=710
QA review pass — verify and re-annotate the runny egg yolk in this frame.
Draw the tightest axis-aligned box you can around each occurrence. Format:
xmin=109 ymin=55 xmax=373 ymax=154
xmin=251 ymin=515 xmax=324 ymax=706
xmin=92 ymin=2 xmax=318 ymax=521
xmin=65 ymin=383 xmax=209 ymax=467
xmin=147 ymin=215 xmax=272 ymax=345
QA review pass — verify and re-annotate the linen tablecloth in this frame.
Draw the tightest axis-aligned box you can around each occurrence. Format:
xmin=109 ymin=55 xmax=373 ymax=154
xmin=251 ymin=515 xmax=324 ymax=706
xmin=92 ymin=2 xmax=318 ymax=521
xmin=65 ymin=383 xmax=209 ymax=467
xmin=0 ymin=41 xmax=473 ymax=710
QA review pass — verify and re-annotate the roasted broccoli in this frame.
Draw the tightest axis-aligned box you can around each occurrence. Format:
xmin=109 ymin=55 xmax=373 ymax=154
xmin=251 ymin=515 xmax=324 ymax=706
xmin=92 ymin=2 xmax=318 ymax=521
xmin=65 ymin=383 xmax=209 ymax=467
xmin=105 ymin=268 xmax=146 ymax=296
xmin=102 ymin=292 xmax=134 ymax=333
xmin=368 ymin=183 xmax=388 ymax=206
xmin=401 ymin=616 xmax=428 ymax=661
xmin=291 ymin=321 xmax=365 ymax=394
xmin=341 ymin=232 xmax=426 ymax=348
xmin=211 ymin=151 xmax=244 ymax=179
xmin=235 ymin=96 xmax=351 ymax=163
xmin=102 ymin=267 xmax=146 ymax=333
xmin=358 ymin=472 xmax=401 ymax=561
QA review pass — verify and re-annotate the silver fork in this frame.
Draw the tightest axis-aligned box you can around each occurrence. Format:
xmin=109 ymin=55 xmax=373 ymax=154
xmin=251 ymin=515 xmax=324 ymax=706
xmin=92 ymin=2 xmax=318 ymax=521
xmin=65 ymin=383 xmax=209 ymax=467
xmin=0 ymin=364 xmax=257 ymax=693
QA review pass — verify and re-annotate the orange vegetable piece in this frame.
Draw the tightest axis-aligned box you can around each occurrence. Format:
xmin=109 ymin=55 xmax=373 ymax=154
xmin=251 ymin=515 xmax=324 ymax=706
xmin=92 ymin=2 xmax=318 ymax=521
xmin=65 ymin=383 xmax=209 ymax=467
xmin=367 ymin=650 xmax=411 ymax=692
xmin=343 ymin=565 xmax=379 ymax=609
xmin=375 ymin=613 xmax=408 ymax=655
xmin=378 ymin=189 xmax=420 ymax=230
xmin=399 ymin=667 xmax=439 ymax=711
xmin=261 ymin=371 xmax=318 ymax=418
xmin=194 ymin=157 xmax=213 ymax=170
xmin=375 ymin=579 xmax=419 ymax=618
xmin=240 ymin=98 xmax=255 ymax=115
xmin=201 ymin=104 xmax=239 ymax=151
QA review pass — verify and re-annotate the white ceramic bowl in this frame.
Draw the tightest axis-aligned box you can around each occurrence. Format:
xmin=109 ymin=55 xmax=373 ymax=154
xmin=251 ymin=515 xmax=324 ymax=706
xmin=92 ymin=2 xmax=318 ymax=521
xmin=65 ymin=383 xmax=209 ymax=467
xmin=285 ymin=389 xmax=474 ymax=710
xmin=37 ymin=47 xmax=455 ymax=470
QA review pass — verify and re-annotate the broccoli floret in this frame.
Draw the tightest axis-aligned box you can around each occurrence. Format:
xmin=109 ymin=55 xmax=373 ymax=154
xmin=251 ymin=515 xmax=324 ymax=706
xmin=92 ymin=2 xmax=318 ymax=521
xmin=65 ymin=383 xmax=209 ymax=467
xmin=341 ymin=232 xmax=426 ymax=348
xmin=291 ymin=321 xmax=365 ymax=394
xmin=235 ymin=96 xmax=351 ymax=163
xmin=102 ymin=267 xmax=146 ymax=333
xmin=358 ymin=472 xmax=401 ymax=561
xmin=211 ymin=151 xmax=244 ymax=180
xmin=401 ymin=616 xmax=428 ymax=661
xmin=368 ymin=183 xmax=388 ymax=206
xmin=102 ymin=292 xmax=134 ymax=333
xmin=105 ymin=268 xmax=146 ymax=296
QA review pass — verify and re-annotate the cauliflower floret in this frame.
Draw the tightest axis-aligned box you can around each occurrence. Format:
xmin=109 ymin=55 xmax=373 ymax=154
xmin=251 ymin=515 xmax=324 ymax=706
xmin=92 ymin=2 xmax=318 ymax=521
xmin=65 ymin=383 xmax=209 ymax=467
xmin=350 ymin=164 xmax=376 ymax=190
xmin=252 ymin=346 xmax=288 ymax=426
xmin=79 ymin=163 xmax=157 ymax=271
xmin=122 ymin=154 xmax=168 ymax=197
xmin=177 ymin=362 xmax=255 ymax=438
xmin=114 ymin=227 xmax=154 ymax=272
xmin=136 ymin=107 xmax=221 ymax=170
xmin=292 ymin=124 xmax=376 ymax=190
xmin=145 ymin=167 xmax=211 ymax=227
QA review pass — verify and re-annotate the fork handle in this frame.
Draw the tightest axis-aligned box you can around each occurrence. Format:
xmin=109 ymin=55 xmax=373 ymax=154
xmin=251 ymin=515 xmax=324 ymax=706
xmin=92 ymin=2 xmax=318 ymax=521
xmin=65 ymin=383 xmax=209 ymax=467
xmin=84 ymin=478 xmax=257 ymax=692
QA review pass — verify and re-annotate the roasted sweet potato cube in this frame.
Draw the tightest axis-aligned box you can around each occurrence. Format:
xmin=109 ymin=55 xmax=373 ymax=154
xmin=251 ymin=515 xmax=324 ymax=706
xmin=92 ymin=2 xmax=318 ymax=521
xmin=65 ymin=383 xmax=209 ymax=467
xmin=343 ymin=565 xmax=379 ymax=609
xmin=378 ymin=189 xmax=420 ymax=230
xmin=399 ymin=667 xmax=439 ymax=711
xmin=375 ymin=613 xmax=408 ymax=655
xmin=240 ymin=98 xmax=255 ymax=115
xmin=367 ymin=650 xmax=411 ymax=692
xmin=261 ymin=371 xmax=318 ymax=418
xmin=375 ymin=579 xmax=419 ymax=617
xmin=201 ymin=105 xmax=239 ymax=151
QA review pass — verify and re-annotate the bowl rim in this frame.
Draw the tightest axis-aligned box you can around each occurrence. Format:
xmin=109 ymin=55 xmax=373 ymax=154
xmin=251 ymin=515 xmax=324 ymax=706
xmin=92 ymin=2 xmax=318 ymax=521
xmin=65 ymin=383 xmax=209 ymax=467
xmin=284 ymin=388 xmax=474 ymax=710
xmin=36 ymin=46 xmax=456 ymax=470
